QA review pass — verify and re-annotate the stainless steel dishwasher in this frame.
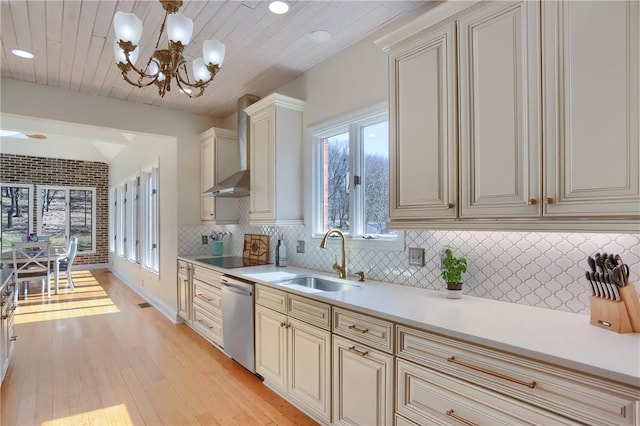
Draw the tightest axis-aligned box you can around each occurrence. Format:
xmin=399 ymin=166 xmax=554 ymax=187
xmin=221 ymin=274 xmax=255 ymax=373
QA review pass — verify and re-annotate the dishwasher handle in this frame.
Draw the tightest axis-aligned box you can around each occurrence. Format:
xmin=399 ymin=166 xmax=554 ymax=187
xmin=221 ymin=277 xmax=254 ymax=296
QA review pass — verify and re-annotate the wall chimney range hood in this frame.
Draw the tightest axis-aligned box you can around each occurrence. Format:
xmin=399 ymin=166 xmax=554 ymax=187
xmin=203 ymin=94 xmax=260 ymax=197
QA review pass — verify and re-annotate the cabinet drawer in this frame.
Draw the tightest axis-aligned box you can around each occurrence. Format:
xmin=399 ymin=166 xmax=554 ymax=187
xmin=192 ymin=265 xmax=223 ymax=289
xmin=397 ymin=325 xmax=640 ymax=425
xmin=287 ymin=294 xmax=330 ymax=330
xmin=193 ymin=280 xmax=222 ymax=317
xmin=333 ymin=307 xmax=393 ymax=353
xmin=395 ymin=414 xmax=419 ymax=426
xmin=397 ymin=359 xmax=579 ymax=425
xmin=255 ymin=285 xmax=287 ymax=313
xmin=177 ymin=260 xmax=189 ymax=274
xmin=192 ymin=308 xmax=223 ymax=347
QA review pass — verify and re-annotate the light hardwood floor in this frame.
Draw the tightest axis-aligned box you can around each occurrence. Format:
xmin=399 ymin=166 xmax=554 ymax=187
xmin=1 ymin=269 xmax=317 ymax=426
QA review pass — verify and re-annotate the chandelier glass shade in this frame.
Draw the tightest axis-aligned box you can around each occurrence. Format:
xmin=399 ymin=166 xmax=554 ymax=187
xmin=113 ymin=0 xmax=225 ymax=98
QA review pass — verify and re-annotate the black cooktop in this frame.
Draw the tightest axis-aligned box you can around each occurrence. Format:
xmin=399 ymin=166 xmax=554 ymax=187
xmin=194 ymin=256 xmax=264 ymax=269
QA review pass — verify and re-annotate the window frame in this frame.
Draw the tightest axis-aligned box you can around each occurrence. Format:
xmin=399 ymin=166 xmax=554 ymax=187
xmin=309 ymin=103 xmax=403 ymax=251
xmin=140 ymin=162 xmax=159 ymax=275
xmin=0 ymin=183 xmax=34 ymax=251
xmin=36 ymin=185 xmax=97 ymax=253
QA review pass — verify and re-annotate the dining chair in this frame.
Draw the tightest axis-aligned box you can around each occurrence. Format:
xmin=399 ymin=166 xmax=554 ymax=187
xmin=54 ymin=236 xmax=78 ymax=293
xmin=12 ymin=241 xmax=52 ymax=301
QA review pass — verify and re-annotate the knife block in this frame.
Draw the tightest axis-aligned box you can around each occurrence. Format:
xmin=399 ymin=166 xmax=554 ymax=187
xmin=589 ymin=283 xmax=640 ymax=333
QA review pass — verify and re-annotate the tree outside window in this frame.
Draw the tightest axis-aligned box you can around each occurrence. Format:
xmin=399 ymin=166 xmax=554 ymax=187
xmin=314 ymin=107 xmax=394 ymax=240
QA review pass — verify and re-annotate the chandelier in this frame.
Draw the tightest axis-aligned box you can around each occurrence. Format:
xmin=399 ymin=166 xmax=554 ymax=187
xmin=113 ymin=0 xmax=225 ymax=98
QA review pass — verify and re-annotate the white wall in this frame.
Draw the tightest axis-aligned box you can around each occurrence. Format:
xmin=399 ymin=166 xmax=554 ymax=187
xmin=275 ymin=35 xmax=390 ymax=240
xmin=0 ymin=78 xmax=222 ymax=226
xmin=0 ymin=77 xmax=223 ymax=321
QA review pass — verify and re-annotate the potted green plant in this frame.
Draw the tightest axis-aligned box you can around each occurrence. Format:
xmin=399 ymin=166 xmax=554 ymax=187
xmin=441 ymin=248 xmax=467 ymax=298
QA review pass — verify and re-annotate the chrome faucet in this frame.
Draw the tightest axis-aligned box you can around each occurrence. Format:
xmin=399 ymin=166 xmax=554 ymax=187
xmin=320 ymin=229 xmax=347 ymax=279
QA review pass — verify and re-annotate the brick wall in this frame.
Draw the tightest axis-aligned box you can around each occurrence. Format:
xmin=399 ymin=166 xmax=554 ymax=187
xmin=0 ymin=153 xmax=109 ymax=266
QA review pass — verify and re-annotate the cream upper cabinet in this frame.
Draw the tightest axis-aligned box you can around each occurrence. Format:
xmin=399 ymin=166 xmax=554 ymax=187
xmin=543 ymin=0 xmax=640 ymax=216
xmin=459 ymin=1 xmax=542 ymax=218
xmin=244 ymin=94 xmax=306 ymax=226
xmin=381 ymin=0 xmax=639 ymax=228
xmin=199 ymin=127 xmax=239 ymax=223
xmin=388 ymin=22 xmax=458 ymax=221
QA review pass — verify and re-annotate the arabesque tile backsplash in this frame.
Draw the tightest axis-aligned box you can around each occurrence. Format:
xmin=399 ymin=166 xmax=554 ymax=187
xmin=179 ymin=199 xmax=639 ymax=315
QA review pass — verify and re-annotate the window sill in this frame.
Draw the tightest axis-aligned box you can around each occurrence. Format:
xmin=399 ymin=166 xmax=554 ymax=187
xmin=310 ymin=231 xmax=404 ymax=251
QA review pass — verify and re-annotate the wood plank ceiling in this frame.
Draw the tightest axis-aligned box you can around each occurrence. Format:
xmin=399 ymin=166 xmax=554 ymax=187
xmin=1 ymin=0 xmax=430 ymax=118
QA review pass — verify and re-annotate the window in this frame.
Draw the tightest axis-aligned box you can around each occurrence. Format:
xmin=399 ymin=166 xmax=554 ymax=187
xmin=109 ymin=187 xmax=116 ymax=253
xmin=109 ymin=161 xmax=159 ymax=275
xmin=0 ymin=183 xmax=33 ymax=251
xmin=126 ymin=174 xmax=140 ymax=263
xmin=311 ymin=104 xmax=400 ymax=246
xmin=37 ymin=186 xmax=96 ymax=252
xmin=140 ymin=164 xmax=159 ymax=274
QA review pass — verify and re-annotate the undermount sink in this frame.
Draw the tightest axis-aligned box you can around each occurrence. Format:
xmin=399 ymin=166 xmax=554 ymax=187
xmin=277 ymin=275 xmax=359 ymax=292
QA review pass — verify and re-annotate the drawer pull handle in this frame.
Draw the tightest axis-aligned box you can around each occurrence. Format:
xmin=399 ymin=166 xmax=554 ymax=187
xmin=197 ymin=319 xmax=214 ymax=330
xmin=445 ymin=409 xmax=478 ymax=426
xmin=348 ymin=346 xmax=369 ymax=357
xmin=10 ymin=336 xmax=17 ymax=342
xmin=348 ymin=325 xmax=369 ymax=334
xmin=196 ymin=294 xmax=214 ymax=303
xmin=447 ymin=356 xmax=537 ymax=389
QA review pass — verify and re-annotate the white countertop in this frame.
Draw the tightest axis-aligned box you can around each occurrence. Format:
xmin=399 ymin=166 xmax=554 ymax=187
xmin=180 ymin=256 xmax=640 ymax=388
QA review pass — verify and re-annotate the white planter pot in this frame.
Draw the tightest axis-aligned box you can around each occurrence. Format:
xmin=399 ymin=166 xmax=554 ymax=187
xmin=445 ymin=288 xmax=462 ymax=299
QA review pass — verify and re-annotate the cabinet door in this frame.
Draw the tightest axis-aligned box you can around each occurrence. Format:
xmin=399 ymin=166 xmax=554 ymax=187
xmin=543 ymin=0 xmax=640 ymax=216
xmin=249 ymin=107 xmax=276 ymax=223
xmin=255 ymin=305 xmax=287 ymax=391
xmin=459 ymin=1 xmax=542 ymax=218
xmin=287 ymin=318 xmax=331 ymax=422
xmin=389 ymin=22 xmax=458 ymax=221
xmin=200 ymin=137 xmax=216 ymax=221
xmin=177 ymin=271 xmax=190 ymax=320
xmin=332 ymin=335 xmax=393 ymax=426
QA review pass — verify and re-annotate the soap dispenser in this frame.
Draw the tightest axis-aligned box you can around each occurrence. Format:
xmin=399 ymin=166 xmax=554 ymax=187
xmin=277 ymin=234 xmax=287 ymax=267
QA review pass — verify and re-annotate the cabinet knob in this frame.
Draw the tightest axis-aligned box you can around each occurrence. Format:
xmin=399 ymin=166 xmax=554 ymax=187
xmin=545 ymin=197 xmax=554 ymax=205
xmin=528 ymin=198 xmax=538 ymax=206
xmin=446 ymin=203 xmax=454 ymax=209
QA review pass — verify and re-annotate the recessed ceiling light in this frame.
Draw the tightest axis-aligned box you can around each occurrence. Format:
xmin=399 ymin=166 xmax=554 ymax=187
xmin=269 ymin=1 xmax=290 ymax=14
xmin=11 ymin=49 xmax=34 ymax=59
xmin=310 ymin=30 xmax=332 ymax=44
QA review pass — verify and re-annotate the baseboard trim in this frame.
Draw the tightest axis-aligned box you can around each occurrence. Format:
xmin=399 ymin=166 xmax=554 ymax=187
xmin=108 ymin=267 xmax=179 ymax=324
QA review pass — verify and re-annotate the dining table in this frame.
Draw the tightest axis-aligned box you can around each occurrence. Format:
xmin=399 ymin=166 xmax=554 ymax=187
xmin=1 ymin=246 xmax=67 ymax=295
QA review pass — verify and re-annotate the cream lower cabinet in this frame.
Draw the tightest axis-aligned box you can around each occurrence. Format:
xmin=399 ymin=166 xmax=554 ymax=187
xmin=332 ymin=307 xmax=394 ymax=426
xmin=177 ymin=260 xmax=191 ymax=321
xmin=332 ymin=335 xmax=393 ymax=426
xmin=255 ymin=286 xmax=331 ymax=423
xmin=543 ymin=0 xmax=640 ymax=216
xmin=1 ymin=280 xmax=16 ymax=382
xmin=190 ymin=265 xmax=223 ymax=347
xmin=396 ymin=325 xmax=640 ymax=425
xmin=396 ymin=359 xmax=578 ymax=425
